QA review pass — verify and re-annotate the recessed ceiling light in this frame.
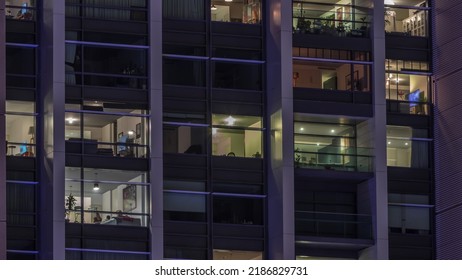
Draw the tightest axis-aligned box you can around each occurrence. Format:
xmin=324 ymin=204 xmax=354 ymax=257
xmin=66 ymin=117 xmax=77 ymax=124
xmin=225 ymin=0 xmax=233 ymax=2
xmin=225 ymin=116 xmax=236 ymax=126
xmin=300 ymin=127 xmax=304 ymax=131
xmin=405 ymin=142 xmax=409 ymax=146
xmin=331 ymin=129 xmax=335 ymax=133
xmin=388 ymin=141 xmax=391 ymax=145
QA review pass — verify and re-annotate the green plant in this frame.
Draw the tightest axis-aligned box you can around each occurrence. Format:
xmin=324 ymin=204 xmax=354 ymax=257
xmin=66 ymin=193 xmax=76 ymax=211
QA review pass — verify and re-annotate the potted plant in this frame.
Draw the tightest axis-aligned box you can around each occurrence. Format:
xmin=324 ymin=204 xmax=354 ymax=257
xmin=65 ymin=193 xmax=76 ymax=222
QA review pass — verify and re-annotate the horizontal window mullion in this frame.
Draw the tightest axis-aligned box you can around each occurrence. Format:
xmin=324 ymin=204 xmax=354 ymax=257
xmin=65 ymin=178 xmax=150 ymax=186
xmin=65 ymin=248 xmax=150 ymax=255
xmin=65 ymin=109 xmax=149 ymax=118
xmin=163 ymin=190 xmax=210 ymax=195
xmin=293 ymin=56 xmax=372 ymax=65
xmin=211 ymin=57 xmax=265 ymax=64
xmin=6 ymin=180 xmax=39 ymax=185
xmin=163 ymin=54 xmax=209 ymax=61
xmin=388 ymin=203 xmax=434 ymax=208
xmin=213 ymin=125 xmax=264 ymax=131
xmin=163 ymin=122 xmax=209 ymax=128
xmin=65 ymin=40 xmax=149 ymax=49
xmin=212 ymin=192 xmax=266 ymax=199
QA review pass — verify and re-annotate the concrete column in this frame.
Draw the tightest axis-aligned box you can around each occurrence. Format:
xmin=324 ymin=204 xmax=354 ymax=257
xmin=359 ymin=0 xmax=388 ymax=260
xmin=267 ymin=0 xmax=295 ymax=260
xmin=39 ymin=0 xmax=66 ymax=259
xmin=149 ymin=0 xmax=164 ymax=260
xmin=0 ymin=0 xmax=7 ymax=260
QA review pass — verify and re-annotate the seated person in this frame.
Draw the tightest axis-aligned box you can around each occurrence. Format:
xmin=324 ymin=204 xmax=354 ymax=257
xmin=93 ymin=212 xmax=102 ymax=223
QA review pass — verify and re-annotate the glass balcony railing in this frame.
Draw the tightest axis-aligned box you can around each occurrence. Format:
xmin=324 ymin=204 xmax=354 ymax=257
xmin=295 ymin=211 xmax=373 ymax=239
xmin=293 ymin=2 xmax=372 ymax=38
xmin=65 ymin=139 xmax=149 ymax=158
xmin=6 ymin=5 xmax=36 ymax=21
xmin=294 ymin=143 xmax=373 ymax=172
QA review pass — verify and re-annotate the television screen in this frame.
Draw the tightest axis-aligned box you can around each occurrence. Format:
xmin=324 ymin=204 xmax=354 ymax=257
xmin=408 ymin=89 xmax=421 ymax=108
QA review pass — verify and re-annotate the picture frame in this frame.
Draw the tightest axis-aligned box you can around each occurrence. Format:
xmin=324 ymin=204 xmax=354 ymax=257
xmin=135 ymin=123 xmax=141 ymax=139
xmin=336 ymin=7 xmax=343 ymax=22
xmin=123 ymin=184 xmax=137 ymax=212
xmin=344 ymin=5 xmax=351 ymax=21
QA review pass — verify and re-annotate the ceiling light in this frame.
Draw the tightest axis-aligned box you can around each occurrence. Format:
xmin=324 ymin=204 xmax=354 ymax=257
xmin=93 ymin=183 xmax=100 ymax=191
xmin=405 ymin=142 xmax=409 ymax=146
xmin=225 ymin=0 xmax=233 ymax=2
xmin=128 ymin=130 xmax=135 ymax=136
xmin=385 ymin=0 xmax=395 ymax=5
xmin=300 ymin=127 xmax=304 ymax=131
xmin=331 ymin=129 xmax=335 ymax=133
xmin=225 ymin=116 xmax=236 ymax=126
xmin=66 ymin=117 xmax=77 ymax=124
xmin=211 ymin=4 xmax=217 ymax=10
xmin=316 ymin=143 xmax=320 ymax=146
xmin=388 ymin=141 xmax=391 ymax=145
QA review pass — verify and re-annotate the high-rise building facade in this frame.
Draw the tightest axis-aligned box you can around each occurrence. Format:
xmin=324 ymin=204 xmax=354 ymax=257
xmin=0 ymin=0 xmax=451 ymax=260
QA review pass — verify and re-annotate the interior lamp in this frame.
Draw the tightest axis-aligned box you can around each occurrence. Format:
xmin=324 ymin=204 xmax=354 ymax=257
xmin=211 ymin=4 xmax=217 ymax=11
xmin=384 ymin=0 xmax=395 ymax=5
xmin=93 ymin=183 xmax=100 ymax=191
xmin=225 ymin=0 xmax=233 ymax=2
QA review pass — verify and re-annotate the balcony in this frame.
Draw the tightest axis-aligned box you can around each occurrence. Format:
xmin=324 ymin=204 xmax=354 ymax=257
xmin=294 ymin=144 xmax=373 ymax=173
xmin=295 ymin=211 xmax=373 ymax=240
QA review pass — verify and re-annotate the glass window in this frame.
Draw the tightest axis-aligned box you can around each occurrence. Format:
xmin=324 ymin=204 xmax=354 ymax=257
xmin=213 ymin=249 xmax=262 ymax=260
xmin=213 ymin=183 xmax=263 ymax=195
xmin=6 ymin=0 xmax=36 ymax=21
xmin=385 ymin=1 xmax=429 ymax=37
xmin=65 ymin=111 xmax=149 ymax=158
xmin=213 ymin=62 xmax=262 ymax=91
xmin=6 ymin=47 xmax=36 ymax=75
xmin=6 ymin=114 xmax=36 ymax=157
xmin=293 ymin=1 xmax=372 ymax=38
xmin=294 ymin=120 xmax=373 ymax=172
xmin=163 ymin=58 xmax=206 ymax=87
xmin=211 ymin=0 xmax=261 ymax=24
xmin=164 ymin=180 xmax=206 ymax=192
xmin=389 ymin=205 xmax=431 ymax=234
xmin=212 ymin=114 xmax=263 ymax=158
xmin=163 ymin=0 xmax=205 ymax=20
xmin=386 ymin=125 xmax=430 ymax=168
xmin=66 ymin=0 xmax=148 ymax=21
xmin=293 ymin=60 xmax=370 ymax=92
xmin=213 ymin=196 xmax=263 ymax=225
xmin=386 ymin=72 xmax=430 ymax=115
xmin=65 ymin=167 xmax=149 ymax=226
xmin=163 ymin=124 xmax=207 ymax=154
xmin=164 ymin=192 xmax=207 ymax=222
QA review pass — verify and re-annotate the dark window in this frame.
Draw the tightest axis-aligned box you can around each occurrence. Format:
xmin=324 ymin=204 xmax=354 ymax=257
xmin=213 ymin=62 xmax=262 ymax=91
xmin=163 ymin=59 xmax=206 ymax=87
xmin=213 ymin=196 xmax=263 ymax=225
xmin=163 ymin=0 xmax=205 ymax=20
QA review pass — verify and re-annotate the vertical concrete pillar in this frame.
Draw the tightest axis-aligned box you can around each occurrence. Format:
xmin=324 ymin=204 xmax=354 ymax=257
xmin=0 ymin=0 xmax=7 ymax=260
xmin=360 ymin=0 xmax=389 ymax=260
xmin=39 ymin=0 xmax=66 ymax=259
xmin=267 ymin=0 xmax=295 ymax=259
xmin=149 ymin=0 xmax=164 ymax=260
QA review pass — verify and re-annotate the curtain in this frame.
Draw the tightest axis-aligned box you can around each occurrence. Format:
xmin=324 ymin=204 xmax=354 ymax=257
xmin=163 ymin=0 xmax=204 ymax=20
xmin=411 ymin=140 xmax=429 ymax=168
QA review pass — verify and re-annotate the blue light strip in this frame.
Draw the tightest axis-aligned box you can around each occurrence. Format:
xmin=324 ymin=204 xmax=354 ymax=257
xmin=65 ymin=40 xmax=149 ymax=49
